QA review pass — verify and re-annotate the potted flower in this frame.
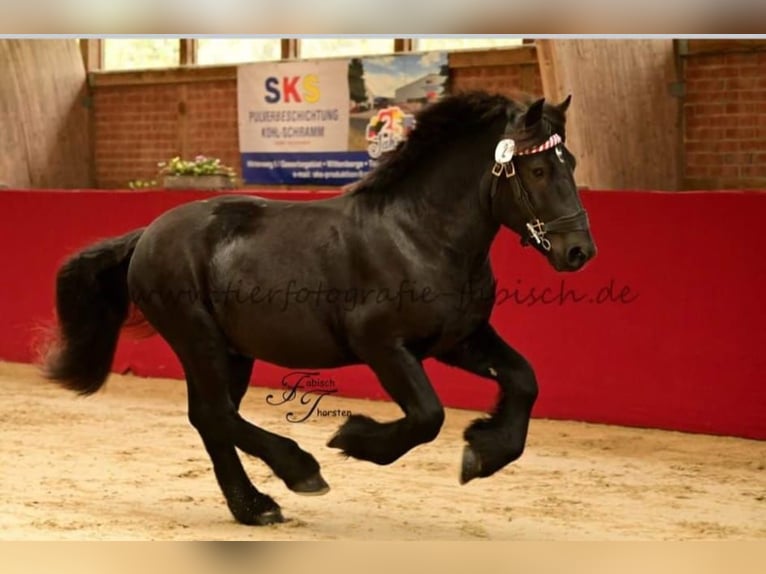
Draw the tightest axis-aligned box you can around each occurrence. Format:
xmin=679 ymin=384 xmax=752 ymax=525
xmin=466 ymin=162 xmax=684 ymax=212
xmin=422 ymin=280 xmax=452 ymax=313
xmin=159 ymin=155 xmax=237 ymax=190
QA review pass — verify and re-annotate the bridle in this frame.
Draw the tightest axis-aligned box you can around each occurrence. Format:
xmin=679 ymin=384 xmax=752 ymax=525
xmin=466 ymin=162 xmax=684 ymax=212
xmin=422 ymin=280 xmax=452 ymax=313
xmin=489 ymin=123 xmax=590 ymax=252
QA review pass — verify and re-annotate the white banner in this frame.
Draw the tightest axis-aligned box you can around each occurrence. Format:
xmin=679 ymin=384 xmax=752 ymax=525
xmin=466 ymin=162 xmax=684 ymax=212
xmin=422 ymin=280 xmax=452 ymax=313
xmin=237 ymin=59 xmax=350 ymax=154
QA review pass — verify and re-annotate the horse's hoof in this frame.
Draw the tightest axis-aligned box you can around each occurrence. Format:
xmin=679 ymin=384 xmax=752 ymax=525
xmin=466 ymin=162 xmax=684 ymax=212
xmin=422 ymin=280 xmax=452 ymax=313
xmin=289 ymin=473 xmax=331 ymax=496
xmin=326 ymin=433 xmax=344 ymax=450
xmin=460 ymin=445 xmax=482 ymax=485
xmin=252 ymin=508 xmax=285 ymax=526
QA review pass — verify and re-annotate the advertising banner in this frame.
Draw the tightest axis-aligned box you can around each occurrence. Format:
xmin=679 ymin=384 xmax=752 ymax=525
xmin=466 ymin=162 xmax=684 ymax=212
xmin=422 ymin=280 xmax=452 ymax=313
xmin=237 ymin=52 xmax=448 ymax=186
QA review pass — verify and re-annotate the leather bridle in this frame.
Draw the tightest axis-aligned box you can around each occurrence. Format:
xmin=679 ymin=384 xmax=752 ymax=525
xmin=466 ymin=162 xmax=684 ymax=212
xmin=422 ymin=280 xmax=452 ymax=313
xmin=489 ymin=123 xmax=590 ymax=251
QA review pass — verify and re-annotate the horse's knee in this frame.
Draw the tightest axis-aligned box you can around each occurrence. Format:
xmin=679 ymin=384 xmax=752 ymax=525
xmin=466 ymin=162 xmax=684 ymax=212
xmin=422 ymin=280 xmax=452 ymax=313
xmin=519 ymin=374 xmax=539 ymax=404
xmin=505 ymin=364 xmax=539 ymax=407
xmin=411 ymin=403 xmax=445 ymax=443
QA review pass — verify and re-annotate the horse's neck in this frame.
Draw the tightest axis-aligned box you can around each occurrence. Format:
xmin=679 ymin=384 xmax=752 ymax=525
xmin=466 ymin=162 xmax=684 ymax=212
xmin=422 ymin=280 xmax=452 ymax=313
xmin=366 ymin=136 xmax=501 ymax=272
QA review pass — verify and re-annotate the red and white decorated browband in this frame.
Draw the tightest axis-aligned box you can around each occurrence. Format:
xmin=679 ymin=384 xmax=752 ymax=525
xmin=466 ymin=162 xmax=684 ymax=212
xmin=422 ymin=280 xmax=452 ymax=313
xmin=492 ymin=132 xmax=565 ymax=178
xmin=516 ymin=133 xmax=562 ymax=156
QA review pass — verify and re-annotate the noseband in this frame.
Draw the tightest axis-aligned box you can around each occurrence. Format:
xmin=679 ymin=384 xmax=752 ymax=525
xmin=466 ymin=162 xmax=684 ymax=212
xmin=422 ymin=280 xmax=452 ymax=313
xmin=490 ymin=129 xmax=590 ymax=251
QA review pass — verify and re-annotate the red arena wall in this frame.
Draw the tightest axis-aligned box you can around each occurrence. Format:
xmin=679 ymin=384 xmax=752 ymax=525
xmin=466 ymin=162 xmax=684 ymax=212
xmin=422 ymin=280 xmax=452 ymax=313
xmin=0 ymin=188 xmax=764 ymax=440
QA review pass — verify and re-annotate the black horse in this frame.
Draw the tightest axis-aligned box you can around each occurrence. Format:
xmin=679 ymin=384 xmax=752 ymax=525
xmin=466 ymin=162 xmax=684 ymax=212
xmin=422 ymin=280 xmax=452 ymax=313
xmin=41 ymin=91 xmax=596 ymax=526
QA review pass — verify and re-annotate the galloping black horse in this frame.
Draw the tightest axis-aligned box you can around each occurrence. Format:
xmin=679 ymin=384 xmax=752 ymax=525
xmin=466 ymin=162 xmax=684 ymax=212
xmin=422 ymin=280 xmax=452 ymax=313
xmin=42 ymin=91 xmax=596 ymax=526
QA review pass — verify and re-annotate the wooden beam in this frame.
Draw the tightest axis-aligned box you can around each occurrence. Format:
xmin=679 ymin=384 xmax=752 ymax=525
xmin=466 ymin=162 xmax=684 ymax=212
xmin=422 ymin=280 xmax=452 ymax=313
xmin=281 ymin=39 xmax=299 ymax=59
xmin=89 ymin=65 xmax=237 ymax=88
xmin=79 ymin=39 xmax=103 ymax=72
xmin=394 ymin=39 xmax=414 ymax=53
xmin=535 ymin=39 xmax=682 ymax=191
xmin=180 ymin=39 xmax=197 ymax=66
xmin=448 ymin=45 xmax=538 ymax=68
xmin=534 ymin=40 xmax=563 ymax=102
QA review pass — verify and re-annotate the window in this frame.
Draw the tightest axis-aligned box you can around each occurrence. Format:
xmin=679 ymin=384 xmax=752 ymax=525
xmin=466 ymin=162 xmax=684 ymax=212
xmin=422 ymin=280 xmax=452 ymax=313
xmin=299 ymin=39 xmax=395 ymax=59
xmin=197 ymin=39 xmax=282 ymax=65
xmin=415 ymin=38 xmax=524 ymax=52
xmin=103 ymin=39 xmax=179 ymax=70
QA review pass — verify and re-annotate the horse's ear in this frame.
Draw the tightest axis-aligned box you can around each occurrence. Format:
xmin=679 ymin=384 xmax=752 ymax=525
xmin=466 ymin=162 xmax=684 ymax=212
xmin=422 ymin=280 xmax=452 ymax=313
xmin=556 ymin=94 xmax=572 ymax=114
xmin=524 ymin=98 xmax=545 ymax=127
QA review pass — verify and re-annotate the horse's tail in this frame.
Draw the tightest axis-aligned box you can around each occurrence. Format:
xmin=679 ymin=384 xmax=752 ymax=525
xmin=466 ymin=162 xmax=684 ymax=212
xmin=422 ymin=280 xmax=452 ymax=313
xmin=39 ymin=228 xmax=146 ymax=396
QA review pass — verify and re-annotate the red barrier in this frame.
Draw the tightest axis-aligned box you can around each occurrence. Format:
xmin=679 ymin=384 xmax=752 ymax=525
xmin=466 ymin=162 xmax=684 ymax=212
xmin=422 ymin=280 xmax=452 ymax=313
xmin=0 ymin=189 xmax=764 ymax=439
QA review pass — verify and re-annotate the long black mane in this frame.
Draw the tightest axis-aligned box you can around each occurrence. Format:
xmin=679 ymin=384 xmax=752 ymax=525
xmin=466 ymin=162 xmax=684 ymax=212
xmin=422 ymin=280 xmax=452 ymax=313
xmin=351 ymin=91 xmax=517 ymax=195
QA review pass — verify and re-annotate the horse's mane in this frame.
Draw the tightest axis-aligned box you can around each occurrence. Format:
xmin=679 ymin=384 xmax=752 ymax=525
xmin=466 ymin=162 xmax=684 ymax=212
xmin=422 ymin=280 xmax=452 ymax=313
xmin=350 ymin=91 xmax=520 ymax=195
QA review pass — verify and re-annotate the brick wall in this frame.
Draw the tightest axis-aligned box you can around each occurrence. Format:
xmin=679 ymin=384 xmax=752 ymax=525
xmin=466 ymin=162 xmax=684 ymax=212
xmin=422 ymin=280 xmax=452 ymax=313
xmin=450 ymin=65 xmax=542 ymax=100
xmin=682 ymin=46 xmax=766 ymax=190
xmin=91 ymin=49 xmax=542 ymax=189
xmin=94 ymin=78 xmax=240 ymax=188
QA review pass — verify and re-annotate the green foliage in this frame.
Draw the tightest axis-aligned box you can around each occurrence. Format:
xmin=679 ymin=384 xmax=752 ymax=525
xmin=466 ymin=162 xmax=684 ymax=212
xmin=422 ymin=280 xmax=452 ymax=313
xmin=158 ymin=155 xmax=237 ymax=180
xmin=128 ymin=179 xmax=158 ymax=190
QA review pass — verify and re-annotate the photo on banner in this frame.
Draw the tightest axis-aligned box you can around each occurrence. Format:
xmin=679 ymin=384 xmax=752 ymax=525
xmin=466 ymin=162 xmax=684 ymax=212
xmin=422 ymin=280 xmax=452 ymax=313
xmin=237 ymin=52 xmax=449 ymax=186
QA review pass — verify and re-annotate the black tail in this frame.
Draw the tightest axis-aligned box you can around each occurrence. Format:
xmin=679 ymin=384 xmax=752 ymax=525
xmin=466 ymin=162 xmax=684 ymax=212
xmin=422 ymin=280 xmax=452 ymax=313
xmin=40 ymin=228 xmax=145 ymax=395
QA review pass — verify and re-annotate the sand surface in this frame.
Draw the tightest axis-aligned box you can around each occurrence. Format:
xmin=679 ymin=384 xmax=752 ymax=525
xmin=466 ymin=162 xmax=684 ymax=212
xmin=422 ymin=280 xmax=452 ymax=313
xmin=0 ymin=361 xmax=763 ymax=540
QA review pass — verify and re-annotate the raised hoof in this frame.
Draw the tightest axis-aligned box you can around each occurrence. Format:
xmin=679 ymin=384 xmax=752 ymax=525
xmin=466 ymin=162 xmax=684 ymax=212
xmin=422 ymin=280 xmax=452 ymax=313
xmin=289 ymin=473 xmax=331 ymax=496
xmin=460 ymin=445 xmax=483 ymax=485
xmin=326 ymin=433 xmax=344 ymax=450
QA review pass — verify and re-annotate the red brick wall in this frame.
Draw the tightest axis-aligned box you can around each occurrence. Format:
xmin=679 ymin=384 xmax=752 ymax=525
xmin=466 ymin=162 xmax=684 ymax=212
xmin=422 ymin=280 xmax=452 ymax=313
xmin=94 ymin=80 xmax=239 ymax=188
xmin=451 ymin=64 xmax=542 ymax=100
xmin=682 ymin=49 xmax=766 ymax=190
xmin=91 ymin=55 xmax=543 ymax=189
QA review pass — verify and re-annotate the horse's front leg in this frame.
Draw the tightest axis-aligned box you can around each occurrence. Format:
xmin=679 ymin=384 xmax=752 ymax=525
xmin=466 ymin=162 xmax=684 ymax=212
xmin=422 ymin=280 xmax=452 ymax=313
xmin=437 ymin=322 xmax=539 ymax=484
xmin=327 ymin=343 xmax=444 ymax=465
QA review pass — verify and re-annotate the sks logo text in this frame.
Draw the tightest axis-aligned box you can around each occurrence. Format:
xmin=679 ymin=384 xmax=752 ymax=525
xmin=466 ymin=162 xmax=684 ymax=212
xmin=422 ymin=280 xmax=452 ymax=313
xmin=264 ymin=75 xmax=320 ymax=104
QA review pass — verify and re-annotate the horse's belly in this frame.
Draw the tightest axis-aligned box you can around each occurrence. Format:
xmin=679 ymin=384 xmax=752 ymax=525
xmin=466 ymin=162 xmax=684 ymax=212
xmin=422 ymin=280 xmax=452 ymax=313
xmin=245 ymin=336 xmax=352 ymax=369
xmin=217 ymin=309 xmax=354 ymax=369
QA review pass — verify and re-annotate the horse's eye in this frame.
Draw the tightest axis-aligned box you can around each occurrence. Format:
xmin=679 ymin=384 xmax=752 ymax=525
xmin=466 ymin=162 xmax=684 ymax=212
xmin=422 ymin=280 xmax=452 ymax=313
xmin=532 ymin=167 xmax=545 ymax=178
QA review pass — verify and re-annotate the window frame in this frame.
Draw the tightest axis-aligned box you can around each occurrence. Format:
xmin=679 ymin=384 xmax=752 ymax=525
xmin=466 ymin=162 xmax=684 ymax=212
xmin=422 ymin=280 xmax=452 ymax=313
xmin=82 ymin=38 xmax=529 ymax=72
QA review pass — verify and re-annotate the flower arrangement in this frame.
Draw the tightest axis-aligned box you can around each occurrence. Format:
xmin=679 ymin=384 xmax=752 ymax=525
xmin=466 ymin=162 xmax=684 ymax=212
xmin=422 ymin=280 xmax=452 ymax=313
xmin=158 ymin=155 xmax=237 ymax=190
xmin=159 ymin=155 xmax=237 ymax=180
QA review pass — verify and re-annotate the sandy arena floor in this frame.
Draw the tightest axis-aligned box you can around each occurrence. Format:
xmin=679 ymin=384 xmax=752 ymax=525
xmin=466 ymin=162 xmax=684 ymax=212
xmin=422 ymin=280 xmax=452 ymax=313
xmin=0 ymin=361 xmax=763 ymax=541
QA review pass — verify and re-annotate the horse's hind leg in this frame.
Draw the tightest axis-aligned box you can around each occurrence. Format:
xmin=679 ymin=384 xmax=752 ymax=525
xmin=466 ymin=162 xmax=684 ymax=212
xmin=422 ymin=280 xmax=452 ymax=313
xmin=226 ymin=354 xmax=330 ymax=495
xmin=149 ymin=306 xmax=326 ymax=524
xmin=168 ymin=340 xmax=280 ymax=525
xmin=185 ymin=377 xmax=282 ymax=525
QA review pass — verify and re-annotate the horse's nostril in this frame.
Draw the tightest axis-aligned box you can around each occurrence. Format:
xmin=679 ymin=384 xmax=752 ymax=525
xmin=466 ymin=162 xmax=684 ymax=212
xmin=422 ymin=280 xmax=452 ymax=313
xmin=567 ymin=246 xmax=586 ymax=265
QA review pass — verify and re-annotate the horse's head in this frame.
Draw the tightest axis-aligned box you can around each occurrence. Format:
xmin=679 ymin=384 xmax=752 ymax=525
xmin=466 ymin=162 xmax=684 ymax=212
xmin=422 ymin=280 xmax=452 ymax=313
xmin=488 ymin=95 xmax=596 ymax=272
